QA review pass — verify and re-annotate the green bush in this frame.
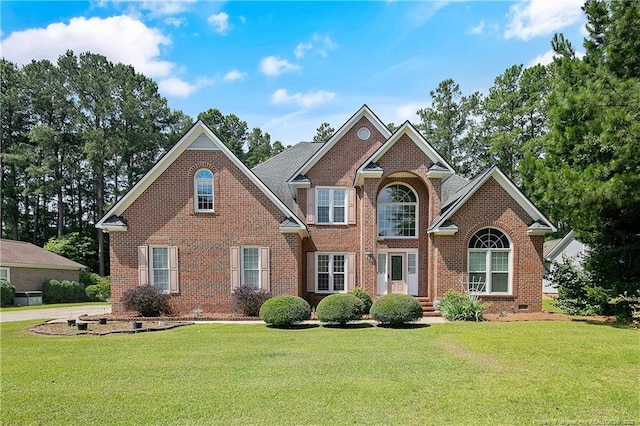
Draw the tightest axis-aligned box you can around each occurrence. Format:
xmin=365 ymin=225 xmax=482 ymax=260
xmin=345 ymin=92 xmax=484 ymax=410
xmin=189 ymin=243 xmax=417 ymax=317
xmin=232 ymin=285 xmax=272 ymax=317
xmin=439 ymin=290 xmax=488 ymax=322
xmin=259 ymin=296 xmax=311 ymax=327
xmin=0 ymin=279 xmax=15 ymax=306
xmin=121 ymin=285 xmax=171 ymax=317
xmin=350 ymin=287 xmax=373 ymax=315
xmin=42 ymin=279 xmax=85 ymax=303
xmin=551 ymin=260 xmax=609 ymax=316
xmin=85 ymin=275 xmax=111 ymax=301
xmin=316 ymin=293 xmax=364 ymax=325
xmin=370 ymin=294 xmax=423 ymax=325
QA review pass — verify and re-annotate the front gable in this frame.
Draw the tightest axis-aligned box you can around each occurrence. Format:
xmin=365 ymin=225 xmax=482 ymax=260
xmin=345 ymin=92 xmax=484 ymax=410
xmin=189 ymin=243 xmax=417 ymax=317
xmin=96 ymin=121 xmax=306 ymax=236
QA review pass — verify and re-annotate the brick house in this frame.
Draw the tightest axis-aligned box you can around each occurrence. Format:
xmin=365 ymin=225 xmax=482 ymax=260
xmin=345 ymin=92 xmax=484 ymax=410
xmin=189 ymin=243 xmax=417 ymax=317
xmin=97 ymin=105 xmax=555 ymax=315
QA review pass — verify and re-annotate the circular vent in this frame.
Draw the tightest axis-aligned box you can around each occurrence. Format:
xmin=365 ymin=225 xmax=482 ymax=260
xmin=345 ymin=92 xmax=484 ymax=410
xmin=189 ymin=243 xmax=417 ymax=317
xmin=357 ymin=126 xmax=371 ymax=140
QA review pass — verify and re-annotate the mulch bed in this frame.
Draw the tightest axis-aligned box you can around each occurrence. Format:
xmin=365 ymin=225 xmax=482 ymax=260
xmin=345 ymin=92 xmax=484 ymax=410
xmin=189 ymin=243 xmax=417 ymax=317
xmin=29 ymin=320 xmax=194 ymax=336
xmin=483 ymin=311 xmax=620 ymax=323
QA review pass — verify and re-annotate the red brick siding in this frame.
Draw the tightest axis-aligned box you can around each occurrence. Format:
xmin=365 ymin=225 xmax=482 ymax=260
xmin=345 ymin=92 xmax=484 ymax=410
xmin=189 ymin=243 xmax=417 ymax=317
xmin=431 ymin=177 xmax=543 ymax=312
xmin=7 ymin=267 xmax=80 ymax=292
xmin=109 ymin=149 xmax=300 ymax=314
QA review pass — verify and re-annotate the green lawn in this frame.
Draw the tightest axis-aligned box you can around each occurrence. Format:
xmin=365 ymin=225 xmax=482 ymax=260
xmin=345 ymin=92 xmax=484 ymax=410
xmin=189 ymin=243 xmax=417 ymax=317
xmin=542 ymin=298 xmax=563 ymax=313
xmin=0 ymin=302 xmax=109 ymax=312
xmin=1 ymin=321 xmax=638 ymax=425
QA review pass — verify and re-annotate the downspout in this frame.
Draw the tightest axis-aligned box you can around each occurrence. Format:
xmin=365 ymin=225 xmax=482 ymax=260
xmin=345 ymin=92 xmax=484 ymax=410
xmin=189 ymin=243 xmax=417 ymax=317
xmin=359 ymin=185 xmax=364 ymax=288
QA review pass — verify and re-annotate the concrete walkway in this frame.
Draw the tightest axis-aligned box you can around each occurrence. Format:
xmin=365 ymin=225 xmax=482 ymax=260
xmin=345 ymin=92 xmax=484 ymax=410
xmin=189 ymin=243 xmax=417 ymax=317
xmin=0 ymin=305 xmax=112 ymax=323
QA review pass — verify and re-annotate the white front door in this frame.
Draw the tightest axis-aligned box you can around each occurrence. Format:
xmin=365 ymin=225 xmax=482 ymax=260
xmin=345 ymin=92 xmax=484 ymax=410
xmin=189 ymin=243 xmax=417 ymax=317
xmin=389 ymin=253 xmax=407 ymax=294
xmin=376 ymin=250 xmax=419 ymax=296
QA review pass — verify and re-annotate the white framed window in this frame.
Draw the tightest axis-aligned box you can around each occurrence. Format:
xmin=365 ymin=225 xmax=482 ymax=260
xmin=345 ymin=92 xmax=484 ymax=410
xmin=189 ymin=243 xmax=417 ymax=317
xmin=194 ymin=169 xmax=214 ymax=212
xmin=150 ymin=246 xmax=170 ymax=294
xmin=468 ymin=228 xmax=512 ymax=295
xmin=316 ymin=253 xmax=347 ymax=293
xmin=241 ymin=247 xmax=260 ymax=289
xmin=0 ymin=267 xmax=10 ymax=282
xmin=316 ymin=188 xmax=347 ymax=224
xmin=377 ymin=183 xmax=418 ymax=238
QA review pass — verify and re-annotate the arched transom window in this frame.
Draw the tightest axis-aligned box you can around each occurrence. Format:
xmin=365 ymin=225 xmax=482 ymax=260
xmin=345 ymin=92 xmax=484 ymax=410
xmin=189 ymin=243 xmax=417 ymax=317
xmin=194 ymin=169 xmax=214 ymax=212
xmin=468 ymin=228 xmax=511 ymax=294
xmin=377 ymin=183 xmax=417 ymax=238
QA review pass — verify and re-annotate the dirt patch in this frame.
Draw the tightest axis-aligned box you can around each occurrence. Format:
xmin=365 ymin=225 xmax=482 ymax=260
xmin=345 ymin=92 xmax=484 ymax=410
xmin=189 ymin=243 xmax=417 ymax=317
xmin=483 ymin=311 xmax=618 ymax=323
xmin=30 ymin=320 xmax=194 ymax=336
xmin=432 ymin=338 xmax=502 ymax=369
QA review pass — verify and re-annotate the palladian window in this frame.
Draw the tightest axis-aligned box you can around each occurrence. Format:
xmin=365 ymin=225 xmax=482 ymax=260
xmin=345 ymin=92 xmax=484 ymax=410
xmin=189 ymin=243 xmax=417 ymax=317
xmin=468 ymin=228 xmax=512 ymax=294
xmin=377 ymin=183 xmax=417 ymax=237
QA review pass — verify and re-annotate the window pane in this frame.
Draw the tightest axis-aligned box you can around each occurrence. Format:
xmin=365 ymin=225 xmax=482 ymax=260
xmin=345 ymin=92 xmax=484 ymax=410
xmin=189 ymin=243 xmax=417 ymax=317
xmin=317 ymin=190 xmax=330 ymax=207
xmin=243 ymin=248 xmax=259 ymax=269
xmin=317 ymin=255 xmax=329 ymax=273
xmin=468 ymin=274 xmax=486 ymax=292
xmin=153 ymin=270 xmax=169 ymax=292
xmin=333 ymin=274 xmax=345 ymax=291
xmin=196 ymin=170 xmax=213 ymax=179
xmin=244 ymin=271 xmax=260 ymax=289
xmin=491 ymin=273 xmax=508 ymax=292
xmin=317 ymin=206 xmax=330 ymax=223
xmin=333 ymin=206 xmax=345 ymax=223
xmin=0 ymin=269 xmax=8 ymax=281
xmin=469 ymin=252 xmax=486 ymax=272
xmin=333 ymin=255 xmax=345 ymax=273
xmin=333 ymin=190 xmax=345 ymax=206
xmin=318 ymin=274 xmax=329 ymax=291
xmin=152 ymin=247 xmax=168 ymax=268
xmin=491 ymin=252 xmax=509 ymax=272
xmin=377 ymin=254 xmax=386 ymax=274
xmin=391 ymin=256 xmax=403 ymax=281
xmin=408 ymin=254 xmax=416 ymax=274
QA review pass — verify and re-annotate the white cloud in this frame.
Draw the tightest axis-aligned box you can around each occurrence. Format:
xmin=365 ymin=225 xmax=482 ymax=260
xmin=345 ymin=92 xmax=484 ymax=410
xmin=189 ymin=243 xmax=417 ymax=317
xmin=528 ymin=48 xmax=585 ymax=67
xmin=260 ymin=56 xmax=301 ymax=77
xmin=207 ymin=12 xmax=229 ymax=34
xmin=0 ymin=15 xmax=173 ymax=77
xmin=164 ymin=17 xmax=186 ymax=27
xmin=270 ymin=89 xmax=336 ymax=108
xmin=313 ymin=33 xmax=337 ymax=58
xmin=470 ymin=20 xmax=485 ymax=35
xmin=224 ymin=69 xmax=246 ymax=82
xmin=408 ymin=1 xmax=449 ymax=26
xmin=158 ymin=76 xmax=214 ymax=97
xmin=140 ymin=0 xmax=196 ymax=16
xmin=294 ymin=42 xmax=312 ymax=58
xmin=504 ymin=0 xmax=584 ymax=41
xmin=395 ymin=103 xmax=422 ymax=124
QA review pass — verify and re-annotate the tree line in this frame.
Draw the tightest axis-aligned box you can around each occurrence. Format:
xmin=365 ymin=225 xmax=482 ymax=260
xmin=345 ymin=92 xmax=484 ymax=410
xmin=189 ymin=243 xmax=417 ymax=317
xmin=0 ymin=51 xmax=286 ymax=274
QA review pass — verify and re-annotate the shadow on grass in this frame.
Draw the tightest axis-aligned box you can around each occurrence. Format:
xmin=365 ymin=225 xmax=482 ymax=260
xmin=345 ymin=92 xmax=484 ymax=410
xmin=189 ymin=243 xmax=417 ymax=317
xmin=321 ymin=323 xmax=375 ymax=329
xmin=266 ymin=324 xmax=320 ymax=330
xmin=572 ymin=318 xmax=637 ymax=330
xmin=375 ymin=323 xmax=431 ymax=329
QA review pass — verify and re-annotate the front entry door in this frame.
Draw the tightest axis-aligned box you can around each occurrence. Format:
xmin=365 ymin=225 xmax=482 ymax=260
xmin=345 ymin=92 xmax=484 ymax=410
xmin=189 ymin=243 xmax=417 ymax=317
xmin=389 ymin=253 xmax=407 ymax=294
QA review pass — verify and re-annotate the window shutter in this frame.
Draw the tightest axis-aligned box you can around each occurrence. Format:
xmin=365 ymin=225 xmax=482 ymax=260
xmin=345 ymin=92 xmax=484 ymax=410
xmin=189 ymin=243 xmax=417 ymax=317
xmin=347 ymin=252 xmax=356 ymax=291
xmin=137 ymin=246 xmax=148 ymax=286
xmin=168 ymin=246 xmax=179 ymax=294
xmin=307 ymin=188 xmax=315 ymax=224
xmin=347 ymin=188 xmax=356 ymax=224
xmin=260 ymin=247 xmax=270 ymax=292
xmin=230 ymin=246 xmax=240 ymax=291
xmin=306 ymin=252 xmax=315 ymax=292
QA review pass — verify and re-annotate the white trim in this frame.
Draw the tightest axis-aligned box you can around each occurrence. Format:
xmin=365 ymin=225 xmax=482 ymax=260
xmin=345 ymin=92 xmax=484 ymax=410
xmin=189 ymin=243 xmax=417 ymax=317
xmin=545 ymin=231 xmax=575 ymax=260
xmin=288 ymin=105 xmax=391 ymax=184
xmin=96 ymin=121 xmax=307 ymax=235
xmin=355 ymin=121 xmax=454 ymax=186
xmin=315 ymin=187 xmax=348 ymax=225
xmin=194 ymin=168 xmax=215 ymax=213
xmin=0 ymin=262 xmax=82 ymax=271
xmin=315 ymin=252 xmax=348 ymax=294
xmin=466 ymin=227 xmax=513 ymax=296
xmin=377 ymin=182 xmax=419 ymax=239
xmin=0 ymin=267 xmax=10 ymax=282
xmin=376 ymin=249 xmax=419 ymax=296
xmin=429 ymin=166 xmax=556 ymax=234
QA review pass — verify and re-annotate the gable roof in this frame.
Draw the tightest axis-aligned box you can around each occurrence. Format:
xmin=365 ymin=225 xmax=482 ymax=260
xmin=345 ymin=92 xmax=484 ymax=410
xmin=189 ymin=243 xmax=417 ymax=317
xmin=544 ymin=230 xmax=587 ymax=260
xmin=252 ymin=142 xmax=324 ymax=212
xmin=355 ymin=121 xmax=455 ymax=185
xmin=287 ymin=105 xmax=391 ymax=183
xmin=429 ymin=166 xmax=556 ymax=235
xmin=96 ymin=121 xmax=307 ymax=235
xmin=0 ymin=239 xmax=85 ymax=270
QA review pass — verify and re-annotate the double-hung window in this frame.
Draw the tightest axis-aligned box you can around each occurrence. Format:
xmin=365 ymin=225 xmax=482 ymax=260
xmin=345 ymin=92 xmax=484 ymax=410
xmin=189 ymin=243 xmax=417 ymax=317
xmin=150 ymin=246 xmax=170 ymax=293
xmin=316 ymin=253 xmax=346 ymax=293
xmin=0 ymin=267 xmax=10 ymax=282
xmin=194 ymin=169 xmax=214 ymax=212
xmin=317 ymin=188 xmax=346 ymax=224
xmin=468 ymin=228 xmax=511 ymax=294
xmin=241 ymin=247 xmax=260 ymax=289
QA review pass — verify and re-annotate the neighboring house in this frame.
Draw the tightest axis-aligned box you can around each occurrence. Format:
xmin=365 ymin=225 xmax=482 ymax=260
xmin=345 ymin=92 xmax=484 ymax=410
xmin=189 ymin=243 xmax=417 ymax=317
xmin=97 ymin=105 xmax=556 ymax=314
xmin=542 ymin=231 xmax=589 ymax=295
xmin=0 ymin=239 xmax=86 ymax=292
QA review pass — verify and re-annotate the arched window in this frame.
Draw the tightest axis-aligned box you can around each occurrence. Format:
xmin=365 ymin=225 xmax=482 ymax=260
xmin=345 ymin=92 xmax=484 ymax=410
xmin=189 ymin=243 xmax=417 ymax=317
xmin=468 ymin=228 xmax=511 ymax=294
xmin=377 ymin=183 xmax=417 ymax=238
xmin=194 ymin=169 xmax=214 ymax=212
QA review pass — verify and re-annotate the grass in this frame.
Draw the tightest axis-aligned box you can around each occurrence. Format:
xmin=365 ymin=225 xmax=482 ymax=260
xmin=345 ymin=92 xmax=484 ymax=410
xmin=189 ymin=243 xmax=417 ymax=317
xmin=1 ymin=320 xmax=638 ymax=425
xmin=0 ymin=301 xmax=109 ymax=312
xmin=542 ymin=297 xmax=563 ymax=313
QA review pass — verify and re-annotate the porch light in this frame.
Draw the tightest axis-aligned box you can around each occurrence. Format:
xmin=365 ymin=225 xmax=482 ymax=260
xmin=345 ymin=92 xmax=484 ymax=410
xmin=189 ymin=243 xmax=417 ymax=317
xmin=364 ymin=249 xmax=374 ymax=263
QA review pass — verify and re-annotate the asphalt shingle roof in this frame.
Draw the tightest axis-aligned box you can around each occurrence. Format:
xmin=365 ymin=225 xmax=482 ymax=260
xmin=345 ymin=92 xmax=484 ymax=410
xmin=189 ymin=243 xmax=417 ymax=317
xmin=0 ymin=239 xmax=86 ymax=269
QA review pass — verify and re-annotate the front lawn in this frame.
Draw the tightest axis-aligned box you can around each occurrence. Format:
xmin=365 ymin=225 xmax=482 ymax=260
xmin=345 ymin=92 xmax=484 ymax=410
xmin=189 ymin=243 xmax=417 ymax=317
xmin=1 ymin=321 xmax=637 ymax=425
xmin=0 ymin=301 xmax=110 ymax=312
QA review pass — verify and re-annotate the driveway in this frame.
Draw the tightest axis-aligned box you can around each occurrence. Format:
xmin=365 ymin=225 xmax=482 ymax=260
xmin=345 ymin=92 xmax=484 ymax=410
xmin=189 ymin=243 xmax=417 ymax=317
xmin=0 ymin=304 xmax=111 ymax=323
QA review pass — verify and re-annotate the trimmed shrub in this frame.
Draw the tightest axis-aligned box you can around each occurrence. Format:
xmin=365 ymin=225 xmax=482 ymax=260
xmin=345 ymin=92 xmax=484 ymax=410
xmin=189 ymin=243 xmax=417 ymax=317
xmin=350 ymin=287 xmax=373 ymax=315
xmin=316 ymin=293 xmax=364 ymax=325
xmin=259 ymin=295 xmax=311 ymax=327
xmin=370 ymin=294 xmax=423 ymax=325
xmin=121 ymin=285 xmax=171 ymax=317
xmin=439 ymin=290 xmax=488 ymax=322
xmin=42 ymin=279 xmax=85 ymax=303
xmin=85 ymin=275 xmax=111 ymax=301
xmin=0 ymin=280 xmax=15 ymax=306
xmin=232 ymin=285 xmax=272 ymax=317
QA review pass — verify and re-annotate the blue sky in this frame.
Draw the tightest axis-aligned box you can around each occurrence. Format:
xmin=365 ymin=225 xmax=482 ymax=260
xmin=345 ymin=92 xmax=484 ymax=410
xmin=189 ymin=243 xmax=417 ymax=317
xmin=1 ymin=0 xmax=587 ymax=144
